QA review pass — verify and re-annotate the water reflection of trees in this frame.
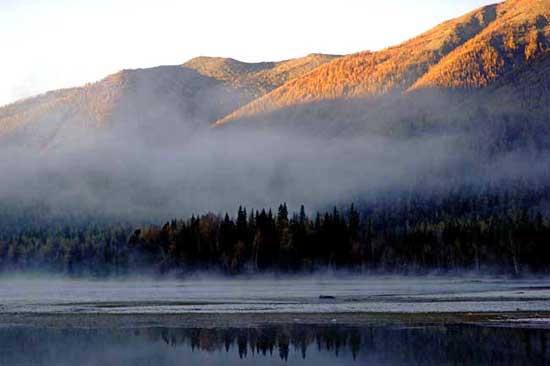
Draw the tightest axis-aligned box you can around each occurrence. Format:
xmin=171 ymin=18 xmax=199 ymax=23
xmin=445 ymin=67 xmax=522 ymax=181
xmin=1 ymin=324 xmax=549 ymax=364
xmin=138 ymin=325 xmax=358 ymax=360
xmin=135 ymin=324 xmax=549 ymax=363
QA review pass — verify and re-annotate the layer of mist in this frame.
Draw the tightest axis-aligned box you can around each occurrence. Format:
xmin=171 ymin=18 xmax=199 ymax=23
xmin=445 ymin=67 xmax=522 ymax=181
xmin=1 ymin=274 xmax=550 ymax=314
xmin=0 ymin=78 xmax=548 ymax=223
xmin=1 ymin=127 xmax=549 ymax=221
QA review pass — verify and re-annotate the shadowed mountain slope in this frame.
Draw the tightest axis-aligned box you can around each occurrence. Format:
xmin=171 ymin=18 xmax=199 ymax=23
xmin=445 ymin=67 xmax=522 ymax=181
xmin=0 ymin=54 xmax=337 ymax=148
xmin=0 ymin=67 xmax=232 ymax=148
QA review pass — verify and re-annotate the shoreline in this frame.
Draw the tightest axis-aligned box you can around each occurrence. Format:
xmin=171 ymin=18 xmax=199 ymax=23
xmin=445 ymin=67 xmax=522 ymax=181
xmin=2 ymin=311 xmax=550 ymax=329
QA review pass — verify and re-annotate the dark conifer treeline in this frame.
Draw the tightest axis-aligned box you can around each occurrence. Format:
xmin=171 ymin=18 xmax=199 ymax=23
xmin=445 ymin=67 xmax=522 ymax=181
xmin=0 ymin=186 xmax=549 ymax=275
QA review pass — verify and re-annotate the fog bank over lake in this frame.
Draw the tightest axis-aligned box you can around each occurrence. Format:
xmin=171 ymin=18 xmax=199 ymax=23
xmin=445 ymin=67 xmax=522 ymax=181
xmin=2 ymin=275 xmax=550 ymax=315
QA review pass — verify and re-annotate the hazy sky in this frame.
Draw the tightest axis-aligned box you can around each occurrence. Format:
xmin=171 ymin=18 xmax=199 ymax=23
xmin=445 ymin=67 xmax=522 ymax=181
xmin=0 ymin=0 xmax=498 ymax=107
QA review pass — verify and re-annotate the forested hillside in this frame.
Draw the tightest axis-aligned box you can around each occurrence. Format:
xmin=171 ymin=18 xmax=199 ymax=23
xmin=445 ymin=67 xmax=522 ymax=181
xmin=215 ymin=0 xmax=550 ymax=128
xmin=0 ymin=54 xmax=337 ymax=148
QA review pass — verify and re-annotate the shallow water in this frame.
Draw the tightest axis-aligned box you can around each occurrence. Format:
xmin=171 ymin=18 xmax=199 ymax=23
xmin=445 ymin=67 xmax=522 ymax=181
xmin=1 ymin=275 xmax=550 ymax=314
xmin=0 ymin=323 xmax=548 ymax=366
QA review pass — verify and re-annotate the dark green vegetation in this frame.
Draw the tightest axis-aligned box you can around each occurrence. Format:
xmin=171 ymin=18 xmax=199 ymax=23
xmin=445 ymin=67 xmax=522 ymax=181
xmin=1 ymin=185 xmax=549 ymax=276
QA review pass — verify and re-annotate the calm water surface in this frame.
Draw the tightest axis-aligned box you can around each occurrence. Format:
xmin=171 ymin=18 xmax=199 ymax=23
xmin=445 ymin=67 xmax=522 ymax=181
xmin=1 ymin=275 xmax=550 ymax=365
xmin=0 ymin=324 xmax=548 ymax=366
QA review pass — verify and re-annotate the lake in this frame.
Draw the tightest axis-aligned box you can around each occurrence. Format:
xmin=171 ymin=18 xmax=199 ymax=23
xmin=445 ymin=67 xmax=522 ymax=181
xmin=1 ymin=323 xmax=549 ymax=365
xmin=1 ymin=275 xmax=550 ymax=365
xmin=1 ymin=275 xmax=550 ymax=314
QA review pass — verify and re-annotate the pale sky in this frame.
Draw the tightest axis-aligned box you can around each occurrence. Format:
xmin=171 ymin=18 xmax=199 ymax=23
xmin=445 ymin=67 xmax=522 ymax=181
xmin=0 ymin=0 xmax=499 ymax=107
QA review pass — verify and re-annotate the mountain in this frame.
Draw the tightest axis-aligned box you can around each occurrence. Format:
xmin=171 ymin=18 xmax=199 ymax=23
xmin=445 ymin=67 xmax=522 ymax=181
xmin=485 ymin=47 xmax=550 ymax=112
xmin=0 ymin=54 xmax=337 ymax=148
xmin=411 ymin=0 xmax=550 ymax=90
xmin=0 ymin=67 xmax=230 ymax=148
xmin=214 ymin=0 xmax=550 ymax=127
xmin=2 ymin=0 xmax=549 ymax=149
xmin=184 ymin=54 xmax=339 ymax=97
xmin=0 ymin=0 xmax=549 ymax=219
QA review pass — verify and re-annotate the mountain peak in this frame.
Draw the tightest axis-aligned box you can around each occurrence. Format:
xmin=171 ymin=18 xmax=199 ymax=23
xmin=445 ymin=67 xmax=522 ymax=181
xmin=213 ymin=2 xmax=500 ymax=126
xmin=213 ymin=0 xmax=550 ymax=127
xmin=411 ymin=0 xmax=550 ymax=90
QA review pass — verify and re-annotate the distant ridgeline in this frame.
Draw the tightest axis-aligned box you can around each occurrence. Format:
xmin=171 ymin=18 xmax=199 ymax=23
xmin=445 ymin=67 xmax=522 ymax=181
xmin=0 ymin=185 xmax=549 ymax=276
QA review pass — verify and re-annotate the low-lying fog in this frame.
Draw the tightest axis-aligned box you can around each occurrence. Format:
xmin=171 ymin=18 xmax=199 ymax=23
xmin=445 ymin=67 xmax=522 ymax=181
xmin=1 ymin=274 xmax=550 ymax=314
xmin=1 ymin=125 xmax=549 ymax=221
xmin=0 ymin=81 xmax=548 ymax=221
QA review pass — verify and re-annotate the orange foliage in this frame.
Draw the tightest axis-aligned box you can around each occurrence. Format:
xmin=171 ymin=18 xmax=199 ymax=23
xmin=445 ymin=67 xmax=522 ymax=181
xmin=215 ymin=0 xmax=550 ymax=126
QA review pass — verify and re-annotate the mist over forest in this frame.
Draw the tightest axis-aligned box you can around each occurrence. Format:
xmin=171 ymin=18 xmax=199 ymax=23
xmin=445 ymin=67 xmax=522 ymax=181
xmin=1 ymin=89 xmax=549 ymax=221
xmin=1 ymin=71 xmax=550 ymax=277
xmin=1 ymin=0 xmax=550 ymax=275
xmin=1 ymin=97 xmax=550 ymax=276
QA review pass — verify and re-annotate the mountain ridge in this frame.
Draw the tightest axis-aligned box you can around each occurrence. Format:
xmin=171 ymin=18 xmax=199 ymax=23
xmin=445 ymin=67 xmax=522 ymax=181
xmin=183 ymin=54 xmax=340 ymax=97
xmin=1 ymin=0 xmax=549 ymax=147
xmin=213 ymin=2 xmax=501 ymax=126
xmin=0 ymin=54 xmax=337 ymax=148
xmin=214 ymin=0 xmax=550 ymax=127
